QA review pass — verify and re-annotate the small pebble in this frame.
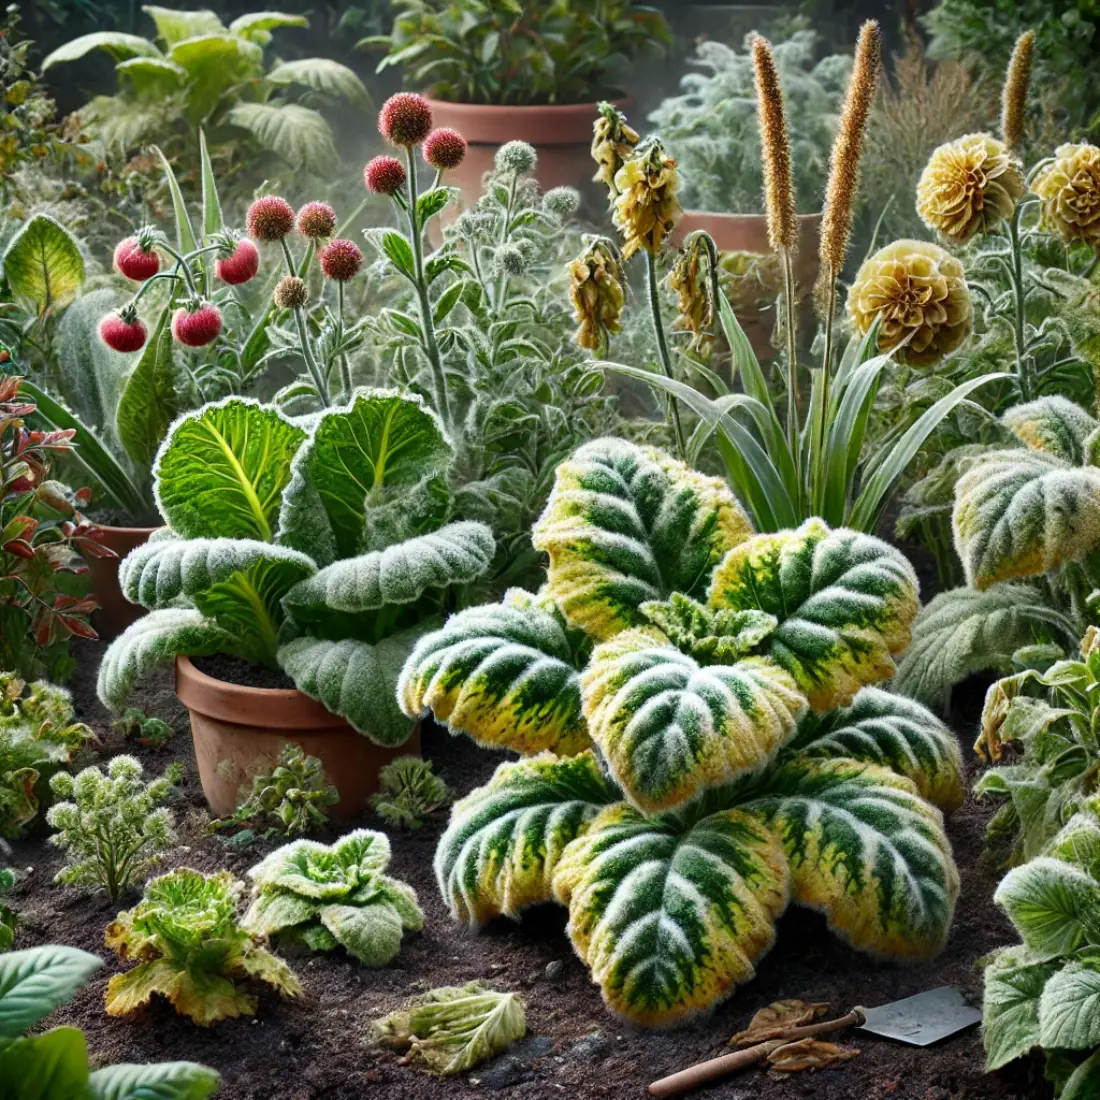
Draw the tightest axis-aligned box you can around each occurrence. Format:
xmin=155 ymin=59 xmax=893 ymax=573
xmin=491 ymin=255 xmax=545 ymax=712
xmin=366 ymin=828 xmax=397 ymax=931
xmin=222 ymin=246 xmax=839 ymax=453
xmin=545 ymin=960 xmax=564 ymax=983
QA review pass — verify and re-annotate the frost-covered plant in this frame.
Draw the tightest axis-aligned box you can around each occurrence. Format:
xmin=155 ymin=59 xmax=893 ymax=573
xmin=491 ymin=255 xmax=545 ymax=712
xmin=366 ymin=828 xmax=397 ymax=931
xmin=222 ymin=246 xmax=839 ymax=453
xmin=213 ymin=744 xmax=338 ymax=838
xmin=649 ymin=28 xmax=848 ymax=214
xmin=243 ymin=829 xmax=422 ymax=965
xmin=113 ymin=707 xmax=174 ymax=748
xmin=46 ymin=756 xmax=180 ymax=900
xmin=983 ymin=806 xmax=1100 ymax=1096
xmin=370 ymin=756 xmax=451 ymax=830
xmin=106 ymin=867 xmax=301 ymax=1026
xmin=400 ymin=437 xmax=964 ymax=1026
xmin=371 ymin=981 xmax=526 ymax=1076
xmin=0 ymin=944 xmax=220 ymax=1094
xmin=97 ymin=389 xmax=496 ymax=748
xmin=0 ymin=843 xmax=16 ymax=951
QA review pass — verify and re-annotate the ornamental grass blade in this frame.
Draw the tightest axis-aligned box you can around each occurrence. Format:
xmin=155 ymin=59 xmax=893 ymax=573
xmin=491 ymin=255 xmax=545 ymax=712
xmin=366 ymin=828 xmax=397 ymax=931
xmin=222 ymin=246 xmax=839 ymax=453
xmin=151 ymin=145 xmax=197 ymax=255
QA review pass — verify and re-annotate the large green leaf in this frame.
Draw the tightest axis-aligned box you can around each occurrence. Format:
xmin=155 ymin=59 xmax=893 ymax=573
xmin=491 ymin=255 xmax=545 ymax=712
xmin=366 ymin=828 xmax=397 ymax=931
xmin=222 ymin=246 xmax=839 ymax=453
xmin=397 ymin=588 xmax=591 ymax=756
xmin=532 ymin=438 xmax=753 ymax=642
xmin=265 ymin=58 xmax=370 ymax=107
xmin=581 ymin=629 xmax=805 ymax=813
xmin=0 ymin=1027 xmax=89 ymax=1099
xmin=954 ymin=450 xmax=1100 ymax=589
xmin=983 ymin=947 xmax=1058 ymax=1071
xmin=117 ymin=307 xmax=179 ymax=476
xmin=229 ymin=12 xmax=309 ymax=42
xmin=86 ymin=1060 xmax=221 ymax=1100
xmin=41 ymin=32 xmax=161 ymax=70
xmin=115 ymin=56 xmax=188 ymax=99
xmin=168 ymin=35 xmax=263 ymax=122
xmin=745 ymin=757 xmax=958 ymax=959
xmin=2 ymin=214 xmax=85 ymax=313
xmin=436 ymin=752 xmax=616 ymax=924
xmin=1003 ymin=396 xmax=1099 ymax=464
xmin=995 ymin=857 xmax=1100 ymax=956
xmin=552 ymin=803 xmax=790 ymax=1026
xmin=1039 ymin=955 xmax=1100 ymax=1050
xmin=786 ymin=687 xmax=964 ymax=810
xmin=155 ymin=399 xmax=306 ymax=542
xmin=225 ymin=103 xmax=337 ymax=171
xmin=0 ymin=945 xmax=101 ymax=1037
xmin=143 ymin=6 xmax=226 ymax=44
xmin=708 ymin=518 xmax=920 ymax=711
xmin=278 ymin=390 xmax=452 ymax=565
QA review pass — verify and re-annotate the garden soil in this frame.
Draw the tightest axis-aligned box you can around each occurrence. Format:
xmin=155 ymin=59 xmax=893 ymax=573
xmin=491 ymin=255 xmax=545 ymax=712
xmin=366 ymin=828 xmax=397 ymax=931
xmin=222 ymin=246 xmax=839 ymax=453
xmin=8 ymin=643 xmax=1047 ymax=1100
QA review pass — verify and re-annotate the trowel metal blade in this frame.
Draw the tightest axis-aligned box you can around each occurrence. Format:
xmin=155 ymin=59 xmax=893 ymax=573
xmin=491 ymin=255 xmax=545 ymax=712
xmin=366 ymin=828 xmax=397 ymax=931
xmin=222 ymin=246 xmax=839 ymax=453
xmin=856 ymin=986 xmax=982 ymax=1047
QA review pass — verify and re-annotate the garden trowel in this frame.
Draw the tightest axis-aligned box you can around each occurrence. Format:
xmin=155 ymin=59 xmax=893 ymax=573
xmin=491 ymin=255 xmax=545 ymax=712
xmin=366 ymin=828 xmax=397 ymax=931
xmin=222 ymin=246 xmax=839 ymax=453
xmin=647 ymin=986 xmax=982 ymax=1098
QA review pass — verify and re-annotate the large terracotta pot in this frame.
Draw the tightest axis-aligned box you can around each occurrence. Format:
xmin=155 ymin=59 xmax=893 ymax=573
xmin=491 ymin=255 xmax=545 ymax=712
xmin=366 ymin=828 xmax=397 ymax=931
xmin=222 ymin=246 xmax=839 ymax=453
xmin=427 ymin=97 xmax=628 ymax=207
xmin=175 ymin=656 xmax=420 ymax=823
xmin=80 ymin=524 xmax=155 ymax=641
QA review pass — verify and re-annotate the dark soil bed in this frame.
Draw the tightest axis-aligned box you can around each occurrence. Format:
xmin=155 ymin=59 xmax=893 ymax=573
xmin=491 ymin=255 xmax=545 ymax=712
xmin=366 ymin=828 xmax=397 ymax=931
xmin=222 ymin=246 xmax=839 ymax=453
xmin=7 ymin=642 xmax=1045 ymax=1100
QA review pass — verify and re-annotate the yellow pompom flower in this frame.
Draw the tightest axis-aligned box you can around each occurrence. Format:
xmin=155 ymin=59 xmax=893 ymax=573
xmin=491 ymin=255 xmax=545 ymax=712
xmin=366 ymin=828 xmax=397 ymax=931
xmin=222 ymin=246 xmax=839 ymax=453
xmin=612 ymin=138 xmax=682 ymax=260
xmin=916 ymin=134 xmax=1025 ymax=243
xmin=847 ymin=240 xmax=973 ymax=367
xmin=569 ymin=238 xmax=625 ymax=352
xmin=1033 ymin=142 xmax=1100 ymax=249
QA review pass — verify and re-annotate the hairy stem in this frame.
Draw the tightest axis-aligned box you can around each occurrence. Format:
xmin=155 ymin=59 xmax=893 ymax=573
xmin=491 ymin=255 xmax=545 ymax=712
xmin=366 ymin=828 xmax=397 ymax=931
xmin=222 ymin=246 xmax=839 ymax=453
xmin=645 ymin=249 xmax=687 ymax=461
xmin=1007 ymin=207 xmax=1032 ymax=400
xmin=280 ymin=239 xmax=329 ymax=405
xmin=780 ymin=247 xmax=802 ymax=489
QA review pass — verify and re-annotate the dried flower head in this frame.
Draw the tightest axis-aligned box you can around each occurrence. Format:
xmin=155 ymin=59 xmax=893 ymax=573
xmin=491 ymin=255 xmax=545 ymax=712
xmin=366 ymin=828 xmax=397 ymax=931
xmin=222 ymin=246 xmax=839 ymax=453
xmin=495 ymin=140 xmax=537 ymax=177
xmin=1032 ymin=143 xmax=1100 ymax=249
xmin=847 ymin=239 xmax=973 ymax=367
xmin=752 ymin=35 xmax=797 ymax=253
xmin=273 ymin=275 xmax=309 ymax=310
xmin=569 ymin=237 xmax=625 ymax=352
xmin=364 ymin=155 xmax=407 ymax=196
xmin=423 ymin=128 xmax=467 ymax=171
xmin=319 ymin=239 xmax=363 ymax=282
xmin=247 ymin=196 xmax=295 ymax=242
xmin=916 ymin=134 xmax=1025 ymax=243
xmin=667 ymin=238 xmax=714 ymax=355
xmin=379 ymin=92 xmax=433 ymax=147
xmin=296 ymin=201 xmax=337 ymax=240
xmin=1001 ymin=30 xmax=1035 ymax=150
xmin=592 ymin=101 xmax=640 ymax=199
xmin=612 ymin=137 xmax=682 ymax=260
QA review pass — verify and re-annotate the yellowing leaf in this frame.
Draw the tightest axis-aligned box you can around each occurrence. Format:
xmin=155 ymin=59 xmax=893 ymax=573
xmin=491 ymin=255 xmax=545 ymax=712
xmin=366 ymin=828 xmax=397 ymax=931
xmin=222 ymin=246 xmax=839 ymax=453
xmin=766 ymin=1038 xmax=860 ymax=1072
xmin=730 ymin=1000 xmax=830 ymax=1046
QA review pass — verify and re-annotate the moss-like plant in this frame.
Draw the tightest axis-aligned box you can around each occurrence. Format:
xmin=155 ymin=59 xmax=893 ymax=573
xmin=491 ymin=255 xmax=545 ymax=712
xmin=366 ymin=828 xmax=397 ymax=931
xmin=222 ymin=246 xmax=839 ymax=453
xmin=369 ymin=756 xmax=451 ymax=830
xmin=243 ymin=829 xmax=422 ymax=965
xmin=106 ymin=867 xmax=301 ymax=1027
xmin=400 ymin=437 xmax=964 ymax=1026
xmin=113 ymin=707 xmax=175 ymax=749
xmin=46 ymin=756 xmax=180 ymax=900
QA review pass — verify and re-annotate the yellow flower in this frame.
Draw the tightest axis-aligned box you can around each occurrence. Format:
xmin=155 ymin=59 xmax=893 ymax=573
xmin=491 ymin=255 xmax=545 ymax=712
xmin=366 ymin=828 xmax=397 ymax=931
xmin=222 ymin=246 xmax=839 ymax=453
xmin=612 ymin=138 xmax=682 ymax=260
xmin=569 ymin=238 xmax=625 ymax=352
xmin=916 ymin=134 xmax=1025 ymax=243
xmin=591 ymin=102 xmax=640 ymax=199
xmin=847 ymin=240 xmax=972 ymax=367
xmin=1033 ymin=142 xmax=1100 ymax=249
xmin=666 ymin=240 xmax=713 ymax=354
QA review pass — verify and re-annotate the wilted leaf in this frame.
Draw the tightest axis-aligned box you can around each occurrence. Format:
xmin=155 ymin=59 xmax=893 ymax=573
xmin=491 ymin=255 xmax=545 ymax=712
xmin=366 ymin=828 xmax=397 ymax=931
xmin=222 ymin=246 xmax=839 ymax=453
xmin=766 ymin=1039 xmax=860 ymax=1073
xmin=730 ymin=1000 xmax=830 ymax=1046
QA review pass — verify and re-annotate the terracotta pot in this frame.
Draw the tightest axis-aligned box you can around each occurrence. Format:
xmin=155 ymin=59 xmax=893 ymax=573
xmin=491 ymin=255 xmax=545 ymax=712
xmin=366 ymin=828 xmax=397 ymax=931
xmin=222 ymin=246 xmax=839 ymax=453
xmin=175 ymin=656 xmax=419 ymax=823
xmin=80 ymin=524 xmax=155 ymax=641
xmin=427 ymin=97 xmax=628 ymax=208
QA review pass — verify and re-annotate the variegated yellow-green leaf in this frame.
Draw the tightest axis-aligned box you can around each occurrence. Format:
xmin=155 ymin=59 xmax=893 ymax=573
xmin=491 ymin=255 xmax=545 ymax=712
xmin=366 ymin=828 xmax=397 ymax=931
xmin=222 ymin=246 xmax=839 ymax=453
xmin=1 ymin=214 xmax=85 ymax=313
xmin=581 ymin=628 xmax=806 ymax=813
xmin=1003 ymin=396 xmax=1098 ymax=464
xmin=398 ymin=589 xmax=592 ymax=756
xmin=552 ymin=804 xmax=789 ymax=1027
xmin=784 ymin=687 xmax=964 ymax=810
xmin=954 ymin=450 xmax=1100 ymax=590
xmin=435 ymin=752 xmax=616 ymax=924
xmin=532 ymin=438 xmax=753 ymax=642
xmin=708 ymin=519 xmax=920 ymax=711
xmin=745 ymin=757 xmax=958 ymax=959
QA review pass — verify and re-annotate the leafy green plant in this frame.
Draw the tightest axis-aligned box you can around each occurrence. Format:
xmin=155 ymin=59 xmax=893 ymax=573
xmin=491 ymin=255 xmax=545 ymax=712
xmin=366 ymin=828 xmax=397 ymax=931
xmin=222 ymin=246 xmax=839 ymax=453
xmin=97 ymin=389 xmax=496 ymax=748
xmin=0 ymin=943 xmax=220 ymax=1096
xmin=372 ymin=981 xmax=526 ymax=1076
xmin=0 ymin=842 xmax=16 ymax=951
xmin=983 ymin=804 xmax=1100 ymax=1096
xmin=213 ymin=743 xmax=338 ymax=839
xmin=368 ymin=0 xmax=670 ymax=106
xmin=0 ymin=672 xmax=95 ymax=838
xmin=105 ymin=866 xmax=301 ymax=1026
xmin=370 ymin=756 xmax=451 ymax=830
xmin=46 ymin=755 xmax=180 ymax=900
xmin=399 ymin=437 xmax=965 ymax=1025
xmin=243 ymin=828 xmax=423 ymax=965
xmin=42 ymin=6 xmax=370 ymax=176
xmin=113 ymin=707 xmax=174 ymax=748
xmin=650 ymin=28 xmax=848 ymax=215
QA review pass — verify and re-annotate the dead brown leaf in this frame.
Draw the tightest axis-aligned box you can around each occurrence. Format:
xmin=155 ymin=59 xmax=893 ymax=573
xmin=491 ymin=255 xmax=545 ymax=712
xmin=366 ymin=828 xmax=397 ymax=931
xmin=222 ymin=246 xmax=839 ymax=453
xmin=766 ymin=1039 xmax=860 ymax=1073
xmin=729 ymin=1000 xmax=831 ymax=1046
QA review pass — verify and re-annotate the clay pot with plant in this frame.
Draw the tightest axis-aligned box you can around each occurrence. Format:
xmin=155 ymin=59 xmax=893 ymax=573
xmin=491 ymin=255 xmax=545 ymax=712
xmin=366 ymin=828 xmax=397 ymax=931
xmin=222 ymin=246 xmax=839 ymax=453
xmin=96 ymin=386 xmax=495 ymax=820
xmin=363 ymin=0 xmax=670 ymax=202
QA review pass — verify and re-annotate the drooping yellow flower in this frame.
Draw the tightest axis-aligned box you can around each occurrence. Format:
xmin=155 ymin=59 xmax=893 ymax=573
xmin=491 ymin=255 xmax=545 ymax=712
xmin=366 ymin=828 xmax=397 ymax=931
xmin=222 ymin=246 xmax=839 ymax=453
xmin=847 ymin=239 xmax=972 ymax=367
xmin=916 ymin=134 xmax=1025 ymax=243
xmin=569 ymin=237 xmax=625 ymax=352
xmin=1033 ymin=143 xmax=1100 ymax=249
xmin=666 ymin=239 xmax=713 ymax=354
xmin=612 ymin=138 xmax=682 ymax=260
xmin=591 ymin=102 xmax=640 ymax=199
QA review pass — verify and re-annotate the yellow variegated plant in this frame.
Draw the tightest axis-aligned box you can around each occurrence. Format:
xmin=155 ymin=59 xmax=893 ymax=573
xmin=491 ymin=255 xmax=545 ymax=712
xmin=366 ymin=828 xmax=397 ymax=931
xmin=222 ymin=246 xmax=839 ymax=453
xmin=399 ymin=438 xmax=964 ymax=1026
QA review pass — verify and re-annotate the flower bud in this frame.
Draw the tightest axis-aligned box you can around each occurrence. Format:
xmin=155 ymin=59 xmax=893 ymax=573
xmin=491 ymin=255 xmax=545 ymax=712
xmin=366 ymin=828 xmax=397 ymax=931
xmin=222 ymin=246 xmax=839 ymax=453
xmin=296 ymin=201 xmax=338 ymax=240
xmin=274 ymin=275 xmax=309 ymax=310
xmin=246 ymin=196 xmax=295 ymax=242
xmin=319 ymin=239 xmax=363 ymax=282
xmin=494 ymin=141 xmax=536 ymax=177
xmin=423 ymin=128 xmax=467 ymax=171
xmin=364 ymin=155 xmax=407 ymax=196
xmin=378 ymin=92 xmax=433 ymax=147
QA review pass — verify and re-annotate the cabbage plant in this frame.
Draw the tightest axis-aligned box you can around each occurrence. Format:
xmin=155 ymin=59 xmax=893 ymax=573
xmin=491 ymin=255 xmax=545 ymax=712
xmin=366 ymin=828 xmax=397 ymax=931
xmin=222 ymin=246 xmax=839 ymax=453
xmin=399 ymin=437 xmax=964 ymax=1025
xmin=97 ymin=389 xmax=495 ymax=745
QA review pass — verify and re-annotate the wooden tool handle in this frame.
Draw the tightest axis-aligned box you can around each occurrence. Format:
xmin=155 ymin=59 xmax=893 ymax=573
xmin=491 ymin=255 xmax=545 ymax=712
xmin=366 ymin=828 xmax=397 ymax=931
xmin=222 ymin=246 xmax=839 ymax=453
xmin=647 ymin=1010 xmax=863 ymax=1099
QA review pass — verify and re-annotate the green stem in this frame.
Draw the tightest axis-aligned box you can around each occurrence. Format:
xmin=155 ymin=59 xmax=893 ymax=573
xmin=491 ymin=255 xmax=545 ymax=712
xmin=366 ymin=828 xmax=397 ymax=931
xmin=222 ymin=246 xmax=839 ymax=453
xmin=280 ymin=239 xmax=329 ymax=404
xmin=1007 ymin=207 xmax=1033 ymax=400
xmin=337 ymin=280 xmax=352 ymax=401
xmin=492 ymin=171 xmax=519 ymax=314
xmin=810 ymin=273 xmax=837 ymax=514
xmin=781 ymin=248 xmax=801 ymax=491
xmin=645 ymin=249 xmax=686 ymax=461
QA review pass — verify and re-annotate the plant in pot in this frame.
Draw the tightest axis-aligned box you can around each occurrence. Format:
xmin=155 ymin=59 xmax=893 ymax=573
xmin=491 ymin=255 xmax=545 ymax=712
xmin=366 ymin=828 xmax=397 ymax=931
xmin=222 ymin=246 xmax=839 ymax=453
xmin=97 ymin=388 xmax=495 ymax=819
xmin=364 ymin=0 xmax=671 ymax=200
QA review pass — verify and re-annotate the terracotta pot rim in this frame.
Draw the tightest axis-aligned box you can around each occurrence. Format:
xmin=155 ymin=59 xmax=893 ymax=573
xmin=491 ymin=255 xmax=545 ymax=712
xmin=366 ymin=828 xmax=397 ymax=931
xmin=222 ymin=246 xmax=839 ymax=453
xmin=88 ymin=522 xmax=160 ymax=536
xmin=175 ymin=655 xmax=347 ymax=730
xmin=426 ymin=95 xmax=630 ymax=145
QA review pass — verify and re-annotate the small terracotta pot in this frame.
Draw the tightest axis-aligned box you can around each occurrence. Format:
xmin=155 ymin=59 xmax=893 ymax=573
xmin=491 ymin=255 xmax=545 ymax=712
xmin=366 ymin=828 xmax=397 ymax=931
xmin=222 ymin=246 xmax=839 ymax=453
xmin=427 ymin=97 xmax=627 ymax=208
xmin=80 ymin=524 xmax=155 ymax=641
xmin=175 ymin=656 xmax=419 ymax=823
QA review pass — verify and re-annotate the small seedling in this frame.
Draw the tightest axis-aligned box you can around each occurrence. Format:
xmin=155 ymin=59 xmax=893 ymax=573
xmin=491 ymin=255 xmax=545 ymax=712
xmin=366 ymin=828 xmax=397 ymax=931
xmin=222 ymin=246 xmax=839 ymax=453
xmin=370 ymin=756 xmax=451 ymax=830
xmin=113 ymin=707 xmax=174 ymax=748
